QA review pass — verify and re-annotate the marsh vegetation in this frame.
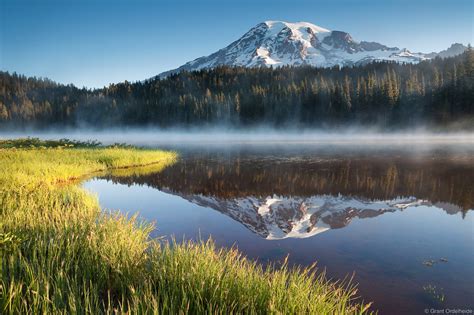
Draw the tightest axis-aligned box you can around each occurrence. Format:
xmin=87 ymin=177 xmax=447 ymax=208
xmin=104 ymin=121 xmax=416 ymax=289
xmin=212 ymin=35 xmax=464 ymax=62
xmin=0 ymin=138 xmax=372 ymax=314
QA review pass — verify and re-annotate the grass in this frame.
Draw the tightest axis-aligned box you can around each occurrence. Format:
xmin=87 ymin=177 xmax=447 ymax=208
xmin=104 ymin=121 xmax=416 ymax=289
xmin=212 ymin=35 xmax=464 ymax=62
xmin=0 ymin=138 xmax=373 ymax=314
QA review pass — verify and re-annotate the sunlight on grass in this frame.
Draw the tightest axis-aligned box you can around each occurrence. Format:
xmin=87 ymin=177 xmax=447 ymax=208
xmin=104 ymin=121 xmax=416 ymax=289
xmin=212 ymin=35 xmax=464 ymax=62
xmin=0 ymin=138 xmax=372 ymax=314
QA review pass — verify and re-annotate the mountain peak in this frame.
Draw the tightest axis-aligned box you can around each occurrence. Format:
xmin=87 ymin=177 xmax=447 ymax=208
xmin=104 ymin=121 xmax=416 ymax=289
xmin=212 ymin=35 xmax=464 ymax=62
xmin=157 ymin=21 xmax=467 ymax=78
xmin=425 ymin=42 xmax=468 ymax=59
xmin=263 ymin=20 xmax=331 ymax=34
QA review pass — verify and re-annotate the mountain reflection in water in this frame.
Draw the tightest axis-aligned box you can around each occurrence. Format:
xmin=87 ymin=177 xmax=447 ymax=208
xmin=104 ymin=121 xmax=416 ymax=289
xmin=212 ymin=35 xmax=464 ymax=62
xmin=101 ymin=148 xmax=473 ymax=239
xmin=84 ymin=144 xmax=474 ymax=313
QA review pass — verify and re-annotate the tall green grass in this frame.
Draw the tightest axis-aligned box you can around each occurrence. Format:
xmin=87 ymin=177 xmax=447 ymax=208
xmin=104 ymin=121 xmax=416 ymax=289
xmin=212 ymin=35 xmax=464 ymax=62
xmin=0 ymin=138 xmax=372 ymax=314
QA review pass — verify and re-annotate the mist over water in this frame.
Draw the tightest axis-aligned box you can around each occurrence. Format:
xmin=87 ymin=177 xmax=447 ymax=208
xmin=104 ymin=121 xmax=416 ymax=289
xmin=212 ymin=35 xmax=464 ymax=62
xmin=1 ymin=128 xmax=474 ymax=149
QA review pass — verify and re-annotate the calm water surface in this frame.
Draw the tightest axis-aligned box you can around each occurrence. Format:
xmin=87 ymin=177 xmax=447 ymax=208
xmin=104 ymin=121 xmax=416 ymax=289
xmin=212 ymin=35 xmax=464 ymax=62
xmin=83 ymin=143 xmax=474 ymax=314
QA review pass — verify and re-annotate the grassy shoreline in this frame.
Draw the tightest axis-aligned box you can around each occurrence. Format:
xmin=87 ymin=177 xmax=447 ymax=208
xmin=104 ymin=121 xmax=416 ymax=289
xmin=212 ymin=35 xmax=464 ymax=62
xmin=0 ymin=138 xmax=372 ymax=314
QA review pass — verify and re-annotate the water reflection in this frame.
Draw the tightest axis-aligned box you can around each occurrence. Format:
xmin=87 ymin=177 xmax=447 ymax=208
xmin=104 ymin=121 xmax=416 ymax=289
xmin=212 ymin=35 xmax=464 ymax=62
xmin=101 ymin=148 xmax=473 ymax=239
xmin=85 ymin=145 xmax=474 ymax=313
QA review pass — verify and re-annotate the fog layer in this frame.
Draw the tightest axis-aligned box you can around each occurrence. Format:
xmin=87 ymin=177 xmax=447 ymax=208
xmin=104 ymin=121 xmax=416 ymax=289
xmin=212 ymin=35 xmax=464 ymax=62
xmin=1 ymin=127 xmax=473 ymax=147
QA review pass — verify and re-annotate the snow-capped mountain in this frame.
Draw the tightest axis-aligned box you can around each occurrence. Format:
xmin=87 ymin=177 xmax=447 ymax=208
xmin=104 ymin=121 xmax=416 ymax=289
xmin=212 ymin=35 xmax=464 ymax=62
xmin=158 ymin=21 xmax=467 ymax=77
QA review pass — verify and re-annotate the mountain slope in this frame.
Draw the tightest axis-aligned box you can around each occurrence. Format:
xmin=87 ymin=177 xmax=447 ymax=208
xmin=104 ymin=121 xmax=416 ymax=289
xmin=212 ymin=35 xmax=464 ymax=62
xmin=158 ymin=21 xmax=467 ymax=78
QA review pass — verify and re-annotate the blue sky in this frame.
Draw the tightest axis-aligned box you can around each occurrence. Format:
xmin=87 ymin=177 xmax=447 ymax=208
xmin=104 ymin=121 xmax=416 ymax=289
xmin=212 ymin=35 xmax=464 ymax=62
xmin=1 ymin=0 xmax=472 ymax=88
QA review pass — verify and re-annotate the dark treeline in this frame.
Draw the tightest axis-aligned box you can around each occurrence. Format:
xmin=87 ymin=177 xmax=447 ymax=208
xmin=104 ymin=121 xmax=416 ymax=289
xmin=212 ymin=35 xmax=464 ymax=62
xmin=0 ymin=49 xmax=473 ymax=129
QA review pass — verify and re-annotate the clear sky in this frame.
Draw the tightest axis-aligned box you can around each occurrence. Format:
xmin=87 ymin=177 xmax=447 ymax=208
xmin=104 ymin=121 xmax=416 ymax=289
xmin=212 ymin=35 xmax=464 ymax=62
xmin=1 ymin=0 xmax=472 ymax=88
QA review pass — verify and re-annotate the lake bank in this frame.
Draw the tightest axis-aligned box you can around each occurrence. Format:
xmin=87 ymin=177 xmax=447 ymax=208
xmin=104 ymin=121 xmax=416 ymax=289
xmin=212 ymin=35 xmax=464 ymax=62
xmin=0 ymin=138 xmax=372 ymax=314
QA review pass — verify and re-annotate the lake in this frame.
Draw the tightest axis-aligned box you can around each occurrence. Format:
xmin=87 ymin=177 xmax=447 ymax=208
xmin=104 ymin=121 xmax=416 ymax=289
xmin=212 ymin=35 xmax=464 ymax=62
xmin=79 ymin=138 xmax=474 ymax=314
